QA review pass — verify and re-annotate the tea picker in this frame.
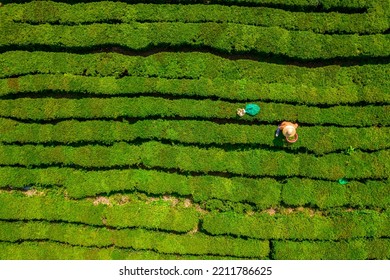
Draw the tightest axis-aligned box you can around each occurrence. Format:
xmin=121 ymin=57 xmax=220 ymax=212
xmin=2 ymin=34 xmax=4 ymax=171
xmin=237 ymin=104 xmax=260 ymax=117
xmin=276 ymin=121 xmax=299 ymax=143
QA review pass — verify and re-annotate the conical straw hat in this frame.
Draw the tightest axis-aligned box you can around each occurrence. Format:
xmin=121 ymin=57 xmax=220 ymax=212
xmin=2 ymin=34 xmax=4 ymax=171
xmin=283 ymin=126 xmax=296 ymax=138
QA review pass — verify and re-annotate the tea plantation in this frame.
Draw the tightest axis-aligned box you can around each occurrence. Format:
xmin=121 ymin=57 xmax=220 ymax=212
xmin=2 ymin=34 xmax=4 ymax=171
xmin=0 ymin=0 xmax=389 ymax=259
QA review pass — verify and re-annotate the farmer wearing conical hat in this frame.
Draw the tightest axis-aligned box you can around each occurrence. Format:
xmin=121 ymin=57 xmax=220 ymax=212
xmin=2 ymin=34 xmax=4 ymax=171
xmin=276 ymin=121 xmax=299 ymax=143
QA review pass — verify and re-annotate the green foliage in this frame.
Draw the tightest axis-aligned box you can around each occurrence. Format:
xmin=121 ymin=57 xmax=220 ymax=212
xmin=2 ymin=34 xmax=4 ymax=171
xmin=0 ymin=141 xmax=389 ymax=179
xmin=1 ymin=51 xmax=389 ymax=88
xmin=0 ymin=167 xmax=282 ymax=207
xmin=0 ymin=97 xmax=388 ymax=127
xmin=203 ymin=210 xmax=390 ymax=239
xmin=1 ymin=2 xmax=386 ymax=34
xmin=281 ymin=178 xmax=390 ymax=209
xmin=272 ymin=240 xmax=370 ymax=260
xmin=0 ymin=241 xmax=243 ymax=260
xmin=345 ymin=146 xmax=355 ymax=155
xmin=0 ymin=0 xmax=388 ymax=261
xmin=0 ymin=192 xmax=199 ymax=232
xmin=1 ymin=21 xmax=389 ymax=59
xmin=1 ymin=74 xmax=389 ymax=105
xmin=1 ymin=118 xmax=389 ymax=154
xmin=2 ymin=167 xmax=389 ymax=210
xmin=0 ymin=221 xmax=269 ymax=258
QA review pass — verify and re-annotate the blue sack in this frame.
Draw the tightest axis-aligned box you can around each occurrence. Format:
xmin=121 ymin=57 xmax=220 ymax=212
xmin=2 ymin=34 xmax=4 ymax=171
xmin=245 ymin=104 xmax=260 ymax=116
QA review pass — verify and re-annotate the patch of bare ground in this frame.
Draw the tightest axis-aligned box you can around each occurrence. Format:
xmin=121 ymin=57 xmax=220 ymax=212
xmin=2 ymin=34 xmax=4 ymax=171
xmin=295 ymin=206 xmax=319 ymax=216
xmin=260 ymin=207 xmax=322 ymax=216
xmin=264 ymin=208 xmax=276 ymax=216
xmin=183 ymin=198 xmax=192 ymax=208
xmin=188 ymin=224 xmax=199 ymax=235
xmin=195 ymin=204 xmax=208 ymax=214
xmin=24 ymin=189 xmax=45 ymax=197
xmin=308 ymin=208 xmax=317 ymax=217
xmin=93 ymin=196 xmax=111 ymax=206
xmin=144 ymin=195 xmax=179 ymax=206
xmin=117 ymin=196 xmax=129 ymax=205
xmin=180 ymin=198 xmax=208 ymax=214
xmin=144 ymin=196 xmax=160 ymax=204
xmin=163 ymin=195 xmax=179 ymax=206
xmin=284 ymin=208 xmax=295 ymax=214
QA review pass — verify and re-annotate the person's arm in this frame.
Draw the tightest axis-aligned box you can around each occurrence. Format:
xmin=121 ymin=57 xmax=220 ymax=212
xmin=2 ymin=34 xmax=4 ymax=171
xmin=279 ymin=122 xmax=288 ymax=130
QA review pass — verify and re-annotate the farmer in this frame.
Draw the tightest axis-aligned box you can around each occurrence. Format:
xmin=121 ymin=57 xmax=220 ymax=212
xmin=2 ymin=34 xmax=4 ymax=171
xmin=275 ymin=121 xmax=298 ymax=142
xmin=237 ymin=103 xmax=260 ymax=117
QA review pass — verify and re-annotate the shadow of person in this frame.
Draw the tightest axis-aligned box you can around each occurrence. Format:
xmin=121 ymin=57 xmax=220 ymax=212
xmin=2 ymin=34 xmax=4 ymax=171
xmin=272 ymin=133 xmax=285 ymax=147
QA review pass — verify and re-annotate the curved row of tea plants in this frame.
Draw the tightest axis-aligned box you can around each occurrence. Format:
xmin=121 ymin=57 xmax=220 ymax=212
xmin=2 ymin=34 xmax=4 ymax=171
xmin=0 ymin=166 xmax=282 ymax=207
xmin=1 ymin=166 xmax=388 ymax=209
xmin=1 ymin=118 xmax=389 ymax=154
xmin=1 ymin=22 xmax=389 ymax=59
xmin=203 ymin=210 xmax=390 ymax=240
xmin=0 ymin=191 xmax=199 ymax=232
xmin=0 ymin=142 xmax=388 ymax=180
xmin=0 ymin=241 xmax=242 ymax=260
xmin=2 ymin=190 xmax=389 ymax=241
xmin=0 ymin=221 xmax=269 ymax=258
xmin=1 ymin=75 xmax=388 ymax=105
xmin=0 ymin=0 xmax=388 ymax=261
xmin=272 ymin=239 xmax=390 ymax=259
xmin=282 ymin=178 xmax=390 ymax=209
xmin=1 ymin=51 xmax=389 ymax=86
xmin=1 ymin=97 xmax=388 ymax=127
xmin=1 ymin=2 xmax=387 ymax=34
xmin=0 ymin=0 xmax=381 ymax=10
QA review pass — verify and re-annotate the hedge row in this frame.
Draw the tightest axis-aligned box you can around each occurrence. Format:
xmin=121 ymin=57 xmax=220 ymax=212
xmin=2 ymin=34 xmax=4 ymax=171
xmin=1 ymin=97 xmax=389 ymax=127
xmin=0 ymin=192 xmax=199 ymax=232
xmin=0 ymin=0 xmax=378 ymax=10
xmin=2 ymin=167 xmax=388 ymax=210
xmin=0 ymin=141 xmax=388 ymax=180
xmin=4 ymin=238 xmax=388 ymax=259
xmin=1 ymin=22 xmax=389 ymax=59
xmin=202 ymin=210 xmax=390 ymax=240
xmin=1 ymin=51 xmax=389 ymax=87
xmin=272 ymin=239 xmax=390 ymax=259
xmin=1 ymin=2 xmax=387 ymax=34
xmin=0 ymin=167 xmax=281 ymax=207
xmin=0 ymin=241 xmax=242 ymax=260
xmin=0 ymin=166 xmax=282 ymax=208
xmin=2 ymin=118 xmax=389 ymax=155
xmin=0 ymin=221 xmax=269 ymax=258
xmin=282 ymin=178 xmax=390 ymax=209
xmin=1 ymin=75 xmax=388 ymax=105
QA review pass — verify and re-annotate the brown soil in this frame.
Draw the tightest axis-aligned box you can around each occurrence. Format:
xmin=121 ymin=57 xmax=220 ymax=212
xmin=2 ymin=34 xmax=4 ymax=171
xmin=24 ymin=189 xmax=44 ymax=197
xmin=93 ymin=196 xmax=111 ymax=206
xmin=163 ymin=195 xmax=179 ymax=206
xmin=265 ymin=208 xmax=276 ymax=215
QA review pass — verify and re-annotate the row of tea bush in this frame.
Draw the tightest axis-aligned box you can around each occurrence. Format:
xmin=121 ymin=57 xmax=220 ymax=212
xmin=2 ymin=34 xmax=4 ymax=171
xmin=1 ymin=118 xmax=389 ymax=154
xmin=1 ymin=75 xmax=388 ymax=104
xmin=0 ymin=141 xmax=388 ymax=179
xmin=1 ymin=166 xmax=388 ymax=209
xmin=0 ymin=220 xmax=268 ymax=258
xmin=1 ymin=22 xmax=389 ymax=59
xmin=1 ymin=1 xmax=387 ymax=34
xmin=1 ymin=51 xmax=388 ymax=86
xmin=1 ymin=97 xmax=388 ymax=126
